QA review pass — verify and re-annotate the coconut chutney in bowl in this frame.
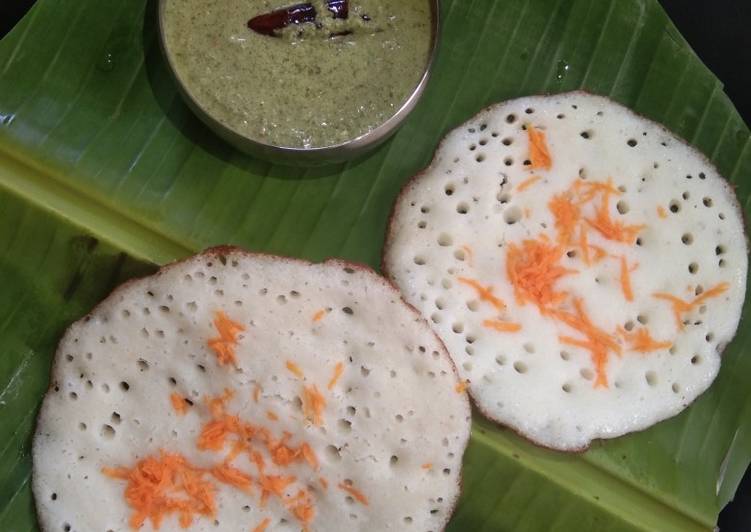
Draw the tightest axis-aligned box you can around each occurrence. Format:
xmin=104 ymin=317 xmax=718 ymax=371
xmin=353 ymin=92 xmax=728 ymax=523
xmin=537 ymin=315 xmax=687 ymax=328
xmin=159 ymin=0 xmax=437 ymax=164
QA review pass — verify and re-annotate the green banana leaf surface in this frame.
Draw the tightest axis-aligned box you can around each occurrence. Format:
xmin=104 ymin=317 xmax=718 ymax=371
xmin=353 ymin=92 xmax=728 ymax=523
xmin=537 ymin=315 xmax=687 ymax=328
xmin=1 ymin=0 xmax=750 ymax=530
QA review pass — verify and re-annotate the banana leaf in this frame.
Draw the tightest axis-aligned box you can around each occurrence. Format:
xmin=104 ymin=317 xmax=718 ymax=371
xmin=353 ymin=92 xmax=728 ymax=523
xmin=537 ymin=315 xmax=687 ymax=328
xmin=1 ymin=0 xmax=750 ymax=530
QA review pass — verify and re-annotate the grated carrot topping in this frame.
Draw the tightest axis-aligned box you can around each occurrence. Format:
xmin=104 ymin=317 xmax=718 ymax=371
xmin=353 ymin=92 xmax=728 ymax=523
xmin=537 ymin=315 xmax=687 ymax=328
xmin=198 ymin=415 xmax=247 ymax=451
xmin=207 ymin=311 xmax=245 ymax=366
xmin=302 ymin=385 xmax=326 ymax=426
xmin=457 ymin=277 xmax=506 ymax=311
xmin=301 ymin=443 xmax=319 ymax=470
xmin=657 ymin=206 xmax=667 ymax=219
xmin=327 ymin=362 xmax=344 ymax=390
xmin=258 ymin=474 xmax=296 ymax=506
xmin=211 ymin=463 xmax=254 ymax=493
xmin=549 ymin=192 xmax=581 ymax=247
xmin=617 ymin=327 xmax=672 ymax=353
xmin=619 ymin=255 xmax=635 ymax=302
xmin=526 ymin=125 xmax=552 ymax=170
xmin=590 ymin=245 xmax=608 ymax=263
xmin=251 ymin=450 xmax=292 ymax=509
xmin=319 ymin=477 xmax=329 ymax=489
xmin=516 ymin=174 xmax=542 ymax=192
xmin=251 ymin=451 xmax=266 ymax=473
xmin=170 ymin=392 xmax=189 ymax=416
xmin=421 ymin=463 xmax=433 ymax=470
xmin=338 ymin=482 xmax=369 ymax=506
xmin=225 ymin=439 xmax=250 ymax=463
xmin=579 ymin=224 xmax=591 ymax=265
xmin=103 ymin=451 xmax=217 ymax=529
xmin=109 ymin=378 xmax=342 ymax=529
xmin=653 ymin=282 xmax=730 ymax=329
xmin=518 ymin=177 xmax=656 ymax=388
xmin=266 ymin=410 xmax=278 ymax=421
xmin=312 ymin=308 xmax=326 ymax=322
xmin=286 ymin=360 xmax=304 ymax=379
xmin=575 ymin=179 xmax=620 ymax=204
xmin=586 ymin=193 xmax=645 ymax=245
xmin=455 ymin=380 xmax=468 ymax=393
xmin=551 ymin=298 xmax=621 ymax=388
xmin=253 ymin=517 xmax=271 ymax=532
xmin=506 ymin=238 xmax=575 ymax=312
xmin=268 ymin=439 xmax=301 ymax=467
xmin=253 ymin=383 xmax=261 ymax=403
xmin=206 ymin=388 xmax=235 ymax=418
xmin=287 ymin=489 xmax=316 ymax=525
xmin=482 ymin=319 xmax=522 ymax=332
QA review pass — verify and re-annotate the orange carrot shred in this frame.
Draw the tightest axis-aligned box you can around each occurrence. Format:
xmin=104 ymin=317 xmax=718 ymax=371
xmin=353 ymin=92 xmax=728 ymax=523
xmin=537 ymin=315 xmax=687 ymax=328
xmin=170 ymin=392 xmax=189 ymax=415
xmin=225 ymin=439 xmax=249 ymax=463
xmin=312 ymin=308 xmax=326 ymax=322
xmin=301 ymin=442 xmax=319 ymax=470
xmin=575 ymin=179 xmax=621 ymax=204
xmin=287 ymin=489 xmax=316 ymax=525
xmin=457 ymin=277 xmax=506 ymax=311
xmin=302 ymin=385 xmax=326 ymax=426
xmin=103 ymin=452 xmax=217 ymax=529
xmin=266 ymin=410 xmax=278 ymax=421
xmin=586 ymin=193 xmax=645 ymax=244
xmin=211 ymin=463 xmax=254 ymax=493
xmin=206 ymin=388 xmax=235 ymax=418
xmin=258 ymin=474 xmax=296 ymax=507
xmin=253 ymin=383 xmax=261 ymax=403
xmin=579 ymin=224 xmax=591 ymax=266
xmin=506 ymin=238 xmax=575 ymax=313
xmin=654 ymin=282 xmax=729 ymax=329
xmin=657 ymin=206 xmax=667 ymax=219
xmin=591 ymin=245 xmax=608 ymax=263
xmin=527 ymin=125 xmax=552 ymax=170
xmin=482 ymin=319 xmax=522 ymax=333
xmin=327 ymin=362 xmax=344 ymax=390
xmin=617 ymin=327 xmax=672 ymax=353
xmin=253 ymin=517 xmax=271 ymax=532
xmin=422 ymin=463 xmax=433 ymax=470
xmin=286 ymin=360 xmax=304 ymax=379
xmin=619 ymin=255 xmax=634 ymax=302
xmin=455 ymin=380 xmax=468 ymax=393
xmin=338 ymin=482 xmax=369 ymax=505
xmin=552 ymin=298 xmax=621 ymax=388
xmin=549 ymin=192 xmax=581 ymax=247
xmin=516 ymin=174 xmax=542 ymax=192
xmin=198 ymin=415 xmax=247 ymax=452
xmin=268 ymin=440 xmax=301 ymax=467
xmin=319 ymin=477 xmax=329 ymax=489
xmin=207 ymin=311 xmax=245 ymax=366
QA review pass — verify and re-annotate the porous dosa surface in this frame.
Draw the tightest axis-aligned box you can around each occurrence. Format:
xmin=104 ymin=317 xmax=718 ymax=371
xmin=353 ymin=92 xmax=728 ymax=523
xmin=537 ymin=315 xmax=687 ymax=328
xmin=33 ymin=248 xmax=470 ymax=531
xmin=384 ymin=91 xmax=747 ymax=451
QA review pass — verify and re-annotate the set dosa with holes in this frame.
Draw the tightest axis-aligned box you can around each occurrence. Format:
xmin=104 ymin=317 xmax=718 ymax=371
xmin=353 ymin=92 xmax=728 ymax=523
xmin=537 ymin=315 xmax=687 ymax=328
xmin=384 ymin=91 xmax=747 ymax=451
xmin=33 ymin=92 xmax=746 ymax=530
xmin=33 ymin=250 xmax=470 ymax=532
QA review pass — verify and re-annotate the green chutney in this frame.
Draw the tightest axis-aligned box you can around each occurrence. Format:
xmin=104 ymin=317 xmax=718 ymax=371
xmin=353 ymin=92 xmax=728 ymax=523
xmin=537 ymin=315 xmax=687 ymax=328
xmin=162 ymin=0 xmax=432 ymax=148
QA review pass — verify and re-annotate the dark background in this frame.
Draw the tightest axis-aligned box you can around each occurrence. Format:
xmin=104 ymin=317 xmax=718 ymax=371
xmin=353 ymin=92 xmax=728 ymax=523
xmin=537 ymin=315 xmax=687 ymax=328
xmin=1 ymin=0 xmax=749 ymax=530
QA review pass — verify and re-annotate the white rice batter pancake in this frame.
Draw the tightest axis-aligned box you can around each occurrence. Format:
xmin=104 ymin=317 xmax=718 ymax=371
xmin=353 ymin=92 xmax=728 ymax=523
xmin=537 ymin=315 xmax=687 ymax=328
xmin=384 ymin=91 xmax=747 ymax=451
xmin=33 ymin=247 xmax=470 ymax=531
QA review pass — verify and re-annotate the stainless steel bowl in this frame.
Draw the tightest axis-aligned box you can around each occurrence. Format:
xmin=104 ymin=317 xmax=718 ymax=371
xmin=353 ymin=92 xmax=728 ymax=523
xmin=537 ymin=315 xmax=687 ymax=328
xmin=157 ymin=0 xmax=440 ymax=166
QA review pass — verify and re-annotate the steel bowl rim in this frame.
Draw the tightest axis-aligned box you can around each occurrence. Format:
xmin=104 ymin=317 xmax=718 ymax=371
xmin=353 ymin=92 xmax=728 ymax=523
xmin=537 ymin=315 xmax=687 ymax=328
xmin=157 ymin=0 xmax=440 ymax=161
